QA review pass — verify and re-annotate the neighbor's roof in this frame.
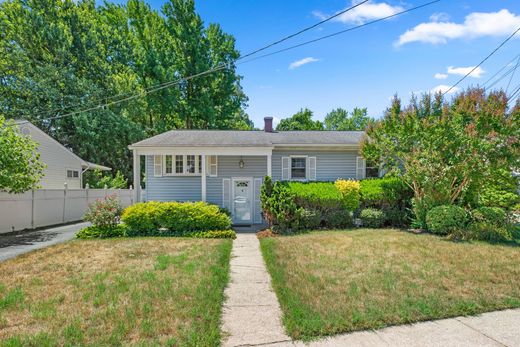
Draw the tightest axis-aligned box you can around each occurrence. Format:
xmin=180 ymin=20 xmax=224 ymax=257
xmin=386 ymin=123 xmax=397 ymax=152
xmin=130 ymin=130 xmax=365 ymax=148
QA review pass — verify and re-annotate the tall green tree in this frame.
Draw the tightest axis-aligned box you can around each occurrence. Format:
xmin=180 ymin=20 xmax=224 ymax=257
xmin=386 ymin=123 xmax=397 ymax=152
xmin=0 ymin=117 xmax=45 ymax=193
xmin=362 ymin=88 xmax=519 ymax=228
xmin=324 ymin=107 xmax=373 ymax=130
xmin=0 ymin=0 xmax=251 ymax=182
xmin=276 ymin=108 xmax=324 ymax=131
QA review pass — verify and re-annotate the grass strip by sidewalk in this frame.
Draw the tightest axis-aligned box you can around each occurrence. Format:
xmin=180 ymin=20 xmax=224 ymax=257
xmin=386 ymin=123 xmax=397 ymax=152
xmin=260 ymin=229 xmax=520 ymax=340
xmin=0 ymin=237 xmax=232 ymax=346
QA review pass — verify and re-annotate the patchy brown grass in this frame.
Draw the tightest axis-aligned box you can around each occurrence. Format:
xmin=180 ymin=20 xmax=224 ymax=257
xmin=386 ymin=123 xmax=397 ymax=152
xmin=0 ymin=237 xmax=232 ymax=346
xmin=260 ymin=229 xmax=520 ymax=340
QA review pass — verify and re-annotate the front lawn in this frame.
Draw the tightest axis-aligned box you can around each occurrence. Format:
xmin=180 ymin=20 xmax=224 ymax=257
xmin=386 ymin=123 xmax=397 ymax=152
xmin=260 ymin=229 xmax=520 ymax=340
xmin=0 ymin=238 xmax=232 ymax=346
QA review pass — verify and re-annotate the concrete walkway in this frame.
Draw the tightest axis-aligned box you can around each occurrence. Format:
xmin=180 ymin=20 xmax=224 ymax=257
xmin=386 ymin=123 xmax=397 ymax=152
xmin=221 ymin=233 xmax=520 ymax=347
xmin=0 ymin=222 xmax=88 ymax=262
xmin=221 ymin=233 xmax=292 ymax=346
xmin=266 ymin=308 xmax=520 ymax=346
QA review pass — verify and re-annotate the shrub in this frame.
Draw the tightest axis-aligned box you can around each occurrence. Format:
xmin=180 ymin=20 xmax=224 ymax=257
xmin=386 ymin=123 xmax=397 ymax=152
xmin=190 ymin=230 xmax=236 ymax=239
xmin=360 ymin=208 xmax=384 ymax=228
xmin=83 ymin=194 xmax=122 ymax=229
xmin=477 ymin=169 xmax=519 ymax=210
xmin=463 ymin=223 xmax=513 ymax=242
xmin=325 ymin=209 xmax=353 ymax=228
xmin=383 ymin=206 xmax=411 ymax=228
xmin=288 ymin=182 xmax=344 ymax=212
xmin=334 ymin=179 xmax=360 ymax=211
xmin=359 ymin=177 xmax=412 ymax=208
xmin=121 ymin=201 xmax=231 ymax=236
xmin=76 ymin=225 xmax=127 ymax=239
xmin=471 ymin=207 xmax=507 ymax=226
xmin=426 ymin=205 xmax=468 ymax=235
xmin=299 ymin=209 xmax=322 ymax=230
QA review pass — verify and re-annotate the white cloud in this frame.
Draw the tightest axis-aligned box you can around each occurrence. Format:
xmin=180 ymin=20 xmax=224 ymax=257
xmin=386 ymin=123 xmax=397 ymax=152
xmin=313 ymin=1 xmax=403 ymax=25
xmin=447 ymin=66 xmax=485 ymax=78
xmin=431 ymin=84 xmax=459 ymax=94
xmin=289 ymin=57 xmax=319 ymax=70
xmin=397 ymin=9 xmax=520 ymax=46
xmin=429 ymin=12 xmax=450 ymax=22
xmin=434 ymin=73 xmax=448 ymax=79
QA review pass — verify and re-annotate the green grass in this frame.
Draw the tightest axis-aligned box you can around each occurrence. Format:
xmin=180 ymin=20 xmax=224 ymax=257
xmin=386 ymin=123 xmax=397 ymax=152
xmin=0 ymin=237 xmax=232 ymax=346
xmin=260 ymin=229 xmax=520 ymax=340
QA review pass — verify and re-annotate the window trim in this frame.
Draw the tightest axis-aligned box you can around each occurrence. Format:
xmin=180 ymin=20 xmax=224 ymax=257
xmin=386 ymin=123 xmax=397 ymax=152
xmin=162 ymin=154 xmax=203 ymax=176
xmin=289 ymin=155 xmax=308 ymax=181
xmin=66 ymin=169 xmax=80 ymax=180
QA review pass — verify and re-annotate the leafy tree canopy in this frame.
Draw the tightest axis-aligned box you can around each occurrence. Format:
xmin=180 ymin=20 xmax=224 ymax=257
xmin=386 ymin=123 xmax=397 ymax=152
xmin=362 ymin=88 xmax=519 ymax=228
xmin=0 ymin=117 xmax=45 ymax=193
xmin=276 ymin=108 xmax=324 ymax=131
xmin=324 ymin=107 xmax=373 ymax=130
xmin=0 ymin=0 xmax=251 ymax=182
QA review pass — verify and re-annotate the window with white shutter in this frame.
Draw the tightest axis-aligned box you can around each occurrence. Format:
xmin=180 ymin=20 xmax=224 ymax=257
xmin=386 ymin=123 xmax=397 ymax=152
xmin=153 ymin=155 xmax=162 ymax=177
xmin=282 ymin=157 xmax=290 ymax=180
xmin=356 ymin=157 xmax=366 ymax=180
xmin=308 ymin=157 xmax=316 ymax=181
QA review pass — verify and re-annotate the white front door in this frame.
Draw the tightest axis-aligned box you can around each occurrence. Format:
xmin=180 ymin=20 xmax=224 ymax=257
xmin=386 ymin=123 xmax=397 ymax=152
xmin=232 ymin=178 xmax=252 ymax=224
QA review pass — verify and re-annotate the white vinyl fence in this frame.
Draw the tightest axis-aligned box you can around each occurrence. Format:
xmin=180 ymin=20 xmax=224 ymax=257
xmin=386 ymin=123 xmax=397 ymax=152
xmin=0 ymin=187 xmax=141 ymax=234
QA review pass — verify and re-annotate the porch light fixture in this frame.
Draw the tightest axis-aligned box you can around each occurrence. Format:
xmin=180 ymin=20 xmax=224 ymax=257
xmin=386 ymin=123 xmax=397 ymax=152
xmin=239 ymin=157 xmax=245 ymax=168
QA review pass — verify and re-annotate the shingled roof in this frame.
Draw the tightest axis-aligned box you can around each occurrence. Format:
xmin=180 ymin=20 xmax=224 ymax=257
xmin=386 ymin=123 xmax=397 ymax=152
xmin=130 ymin=130 xmax=365 ymax=147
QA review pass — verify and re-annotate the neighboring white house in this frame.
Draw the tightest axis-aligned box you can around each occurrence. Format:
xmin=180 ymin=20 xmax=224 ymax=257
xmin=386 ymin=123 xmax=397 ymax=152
xmin=15 ymin=120 xmax=110 ymax=189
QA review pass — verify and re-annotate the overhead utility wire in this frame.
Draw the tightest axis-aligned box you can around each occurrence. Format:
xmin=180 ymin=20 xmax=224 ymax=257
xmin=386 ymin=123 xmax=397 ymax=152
xmin=239 ymin=0 xmax=441 ymax=65
xmin=22 ymin=0 xmax=441 ymax=125
xmin=29 ymin=0 xmax=369 ymax=119
xmin=505 ymin=55 xmax=520 ymax=93
xmin=442 ymin=26 xmax=520 ymax=96
xmin=482 ymin=53 xmax=520 ymax=88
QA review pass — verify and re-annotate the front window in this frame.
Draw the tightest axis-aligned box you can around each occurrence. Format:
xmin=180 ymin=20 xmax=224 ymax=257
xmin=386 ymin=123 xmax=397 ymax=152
xmin=175 ymin=155 xmax=183 ymax=174
xmin=291 ymin=157 xmax=306 ymax=179
xmin=186 ymin=155 xmax=196 ymax=174
xmin=366 ymin=160 xmax=379 ymax=178
xmin=165 ymin=155 xmax=173 ymax=174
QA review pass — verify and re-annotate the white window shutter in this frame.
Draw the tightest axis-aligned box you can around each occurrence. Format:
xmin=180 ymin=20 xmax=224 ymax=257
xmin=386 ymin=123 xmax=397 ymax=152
xmin=209 ymin=155 xmax=218 ymax=177
xmin=356 ymin=156 xmax=366 ymax=180
xmin=153 ymin=155 xmax=162 ymax=177
xmin=282 ymin=157 xmax=290 ymax=180
xmin=222 ymin=178 xmax=231 ymax=211
xmin=254 ymin=178 xmax=263 ymax=224
xmin=308 ymin=157 xmax=316 ymax=181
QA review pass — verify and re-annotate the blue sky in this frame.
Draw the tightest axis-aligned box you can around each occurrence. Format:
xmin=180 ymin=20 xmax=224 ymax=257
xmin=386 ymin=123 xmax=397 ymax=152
xmin=112 ymin=0 xmax=520 ymax=128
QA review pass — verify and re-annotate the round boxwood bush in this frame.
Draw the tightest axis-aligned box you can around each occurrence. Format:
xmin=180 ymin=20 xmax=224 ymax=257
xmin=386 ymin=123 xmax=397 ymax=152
xmin=426 ymin=205 xmax=468 ymax=235
xmin=360 ymin=208 xmax=384 ymax=228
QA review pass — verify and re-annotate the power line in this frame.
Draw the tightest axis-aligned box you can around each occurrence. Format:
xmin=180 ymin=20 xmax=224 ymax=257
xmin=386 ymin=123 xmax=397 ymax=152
xmin=442 ymin=26 xmax=520 ymax=96
xmin=238 ymin=0 xmax=369 ymax=60
xmin=19 ymin=0 xmax=441 ymax=125
xmin=505 ymin=55 xmax=520 ymax=93
xmin=482 ymin=53 xmax=520 ymax=88
xmin=239 ymin=0 xmax=441 ymax=65
xmin=28 ymin=1 xmax=369 ymax=119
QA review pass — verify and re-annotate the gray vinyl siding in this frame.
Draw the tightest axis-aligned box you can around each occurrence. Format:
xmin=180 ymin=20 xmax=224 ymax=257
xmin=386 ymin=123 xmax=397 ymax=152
xmin=145 ymin=156 xmax=201 ymax=202
xmin=271 ymin=149 xmax=358 ymax=181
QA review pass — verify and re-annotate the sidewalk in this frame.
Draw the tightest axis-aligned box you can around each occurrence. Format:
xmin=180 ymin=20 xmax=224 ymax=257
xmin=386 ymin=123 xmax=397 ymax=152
xmin=222 ymin=233 xmax=520 ymax=347
xmin=0 ymin=222 xmax=88 ymax=262
xmin=221 ymin=233 xmax=292 ymax=346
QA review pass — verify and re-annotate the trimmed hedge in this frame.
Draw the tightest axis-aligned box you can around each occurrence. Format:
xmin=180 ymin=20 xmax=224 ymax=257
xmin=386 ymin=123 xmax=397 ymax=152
xmin=426 ymin=205 xmax=468 ymax=235
xmin=76 ymin=225 xmax=127 ymax=239
xmin=288 ymin=182 xmax=344 ymax=212
xmin=121 ymin=201 xmax=231 ymax=236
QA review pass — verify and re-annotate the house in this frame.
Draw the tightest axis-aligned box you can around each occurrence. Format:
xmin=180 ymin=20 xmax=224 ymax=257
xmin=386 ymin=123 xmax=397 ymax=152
xmin=15 ymin=120 xmax=110 ymax=189
xmin=129 ymin=117 xmax=374 ymax=225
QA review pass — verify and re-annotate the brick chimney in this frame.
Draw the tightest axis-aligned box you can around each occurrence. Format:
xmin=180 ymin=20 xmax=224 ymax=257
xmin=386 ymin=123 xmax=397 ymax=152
xmin=264 ymin=117 xmax=273 ymax=132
